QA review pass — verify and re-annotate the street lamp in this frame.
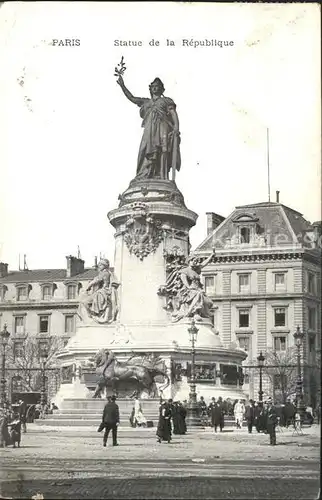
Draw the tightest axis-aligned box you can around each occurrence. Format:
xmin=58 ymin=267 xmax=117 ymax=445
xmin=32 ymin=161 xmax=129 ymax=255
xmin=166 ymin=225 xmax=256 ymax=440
xmin=294 ymin=326 xmax=305 ymax=422
xmin=186 ymin=319 xmax=202 ymax=427
xmin=40 ymin=346 xmax=49 ymax=419
xmin=257 ymin=351 xmax=265 ymax=402
xmin=0 ymin=324 xmax=10 ymax=408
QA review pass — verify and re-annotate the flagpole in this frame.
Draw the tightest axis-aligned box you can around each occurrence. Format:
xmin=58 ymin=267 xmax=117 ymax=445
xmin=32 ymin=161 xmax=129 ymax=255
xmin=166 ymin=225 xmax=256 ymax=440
xmin=267 ymin=127 xmax=271 ymax=202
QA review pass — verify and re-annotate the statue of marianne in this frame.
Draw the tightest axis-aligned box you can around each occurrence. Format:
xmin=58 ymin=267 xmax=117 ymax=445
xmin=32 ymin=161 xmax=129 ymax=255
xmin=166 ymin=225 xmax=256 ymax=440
xmin=116 ymin=74 xmax=181 ymax=181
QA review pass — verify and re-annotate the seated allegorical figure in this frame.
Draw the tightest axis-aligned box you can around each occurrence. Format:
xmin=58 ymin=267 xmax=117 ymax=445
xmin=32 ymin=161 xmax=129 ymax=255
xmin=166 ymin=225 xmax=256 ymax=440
xmin=78 ymin=258 xmax=120 ymax=324
xmin=172 ymin=252 xmax=215 ymax=322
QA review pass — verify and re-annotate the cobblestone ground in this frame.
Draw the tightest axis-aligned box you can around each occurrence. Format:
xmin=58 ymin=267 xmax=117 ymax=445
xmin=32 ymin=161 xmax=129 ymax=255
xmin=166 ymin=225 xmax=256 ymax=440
xmin=0 ymin=424 xmax=320 ymax=499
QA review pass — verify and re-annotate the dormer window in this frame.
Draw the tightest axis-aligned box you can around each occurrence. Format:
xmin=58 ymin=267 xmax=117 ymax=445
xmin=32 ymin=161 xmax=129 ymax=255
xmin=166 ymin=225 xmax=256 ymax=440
xmin=240 ymin=227 xmax=250 ymax=244
xmin=40 ymin=283 xmax=56 ymax=301
xmin=232 ymin=213 xmax=261 ymax=246
xmin=16 ymin=285 xmax=29 ymax=301
xmin=67 ymin=284 xmax=76 ymax=300
xmin=42 ymin=285 xmax=52 ymax=300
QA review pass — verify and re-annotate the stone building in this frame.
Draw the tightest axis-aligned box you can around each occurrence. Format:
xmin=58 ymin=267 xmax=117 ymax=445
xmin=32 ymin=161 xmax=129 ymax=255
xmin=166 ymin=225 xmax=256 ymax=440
xmin=0 ymin=256 xmax=97 ymax=402
xmin=195 ymin=198 xmax=321 ymax=405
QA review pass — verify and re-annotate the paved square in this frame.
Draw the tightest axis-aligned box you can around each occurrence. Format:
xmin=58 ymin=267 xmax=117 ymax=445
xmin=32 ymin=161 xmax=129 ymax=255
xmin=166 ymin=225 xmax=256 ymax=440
xmin=0 ymin=424 xmax=320 ymax=499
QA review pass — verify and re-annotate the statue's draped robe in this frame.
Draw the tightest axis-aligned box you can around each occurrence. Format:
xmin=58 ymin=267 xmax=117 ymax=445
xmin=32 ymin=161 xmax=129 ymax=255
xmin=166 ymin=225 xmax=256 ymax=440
xmin=136 ymin=96 xmax=181 ymax=179
xmin=173 ymin=266 xmax=213 ymax=321
xmin=88 ymin=271 xmax=119 ymax=324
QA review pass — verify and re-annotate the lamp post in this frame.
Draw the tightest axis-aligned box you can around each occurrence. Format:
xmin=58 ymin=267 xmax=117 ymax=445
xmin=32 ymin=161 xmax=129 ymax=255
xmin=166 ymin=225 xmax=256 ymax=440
xmin=186 ymin=319 xmax=202 ymax=427
xmin=40 ymin=347 xmax=48 ymax=419
xmin=294 ymin=326 xmax=305 ymax=422
xmin=0 ymin=324 xmax=10 ymax=408
xmin=257 ymin=351 xmax=265 ymax=402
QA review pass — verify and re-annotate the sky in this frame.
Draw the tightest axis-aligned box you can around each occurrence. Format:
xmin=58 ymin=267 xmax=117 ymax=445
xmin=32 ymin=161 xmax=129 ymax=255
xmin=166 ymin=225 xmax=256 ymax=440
xmin=0 ymin=2 xmax=320 ymax=271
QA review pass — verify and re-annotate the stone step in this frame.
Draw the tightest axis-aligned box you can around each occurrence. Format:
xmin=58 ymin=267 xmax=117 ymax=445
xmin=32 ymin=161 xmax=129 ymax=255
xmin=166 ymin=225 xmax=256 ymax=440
xmin=56 ymin=408 xmax=158 ymax=415
xmin=49 ymin=413 xmax=158 ymax=421
xmin=34 ymin=418 xmax=155 ymax=427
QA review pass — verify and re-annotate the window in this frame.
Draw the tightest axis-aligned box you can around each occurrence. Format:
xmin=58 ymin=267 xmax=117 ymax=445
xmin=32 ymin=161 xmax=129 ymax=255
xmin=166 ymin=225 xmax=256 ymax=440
xmin=238 ymin=274 xmax=250 ymax=293
xmin=0 ymin=285 xmax=7 ymax=301
xmin=308 ymin=273 xmax=315 ymax=294
xmin=273 ymin=374 xmax=287 ymax=390
xmin=42 ymin=285 xmax=52 ymax=300
xmin=39 ymin=315 xmax=49 ymax=333
xmin=17 ymin=286 xmax=27 ymax=301
xmin=204 ymin=276 xmax=215 ymax=295
xmin=240 ymin=227 xmax=250 ymax=244
xmin=239 ymin=309 xmax=250 ymax=328
xmin=13 ymin=341 xmax=24 ymax=360
xmin=65 ymin=315 xmax=75 ymax=334
xmin=67 ymin=284 xmax=76 ymax=300
xmin=274 ymin=308 xmax=286 ymax=327
xmin=274 ymin=336 xmax=286 ymax=351
xmin=309 ymin=336 xmax=315 ymax=353
xmin=274 ymin=273 xmax=285 ymax=291
xmin=238 ymin=337 xmax=250 ymax=351
xmin=308 ymin=307 xmax=316 ymax=330
xmin=14 ymin=316 xmax=25 ymax=335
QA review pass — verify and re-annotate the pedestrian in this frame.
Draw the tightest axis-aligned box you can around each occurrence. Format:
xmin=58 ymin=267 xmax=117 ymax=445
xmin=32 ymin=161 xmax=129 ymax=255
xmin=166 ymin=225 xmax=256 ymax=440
xmin=0 ymin=407 xmax=10 ymax=448
xmin=234 ymin=399 xmax=245 ymax=429
xmin=198 ymin=396 xmax=208 ymax=425
xmin=245 ymin=399 xmax=255 ymax=433
xmin=172 ymin=401 xmax=186 ymax=435
xmin=18 ymin=399 xmax=27 ymax=433
xmin=133 ymin=395 xmax=147 ymax=427
xmin=100 ymin=395 xmax=120 ymax=447
xmin=266 ymin=400 xmax=278 ymax=445
xmin=8 ymin=411 xmax=22 ymax=448
xmin=209 ymin=400 xmax=223 ymax=433
xmin=178 ymin=401 xmax=187 ymax=434
xmin=156 ymin=401 xmax=172 ymax=443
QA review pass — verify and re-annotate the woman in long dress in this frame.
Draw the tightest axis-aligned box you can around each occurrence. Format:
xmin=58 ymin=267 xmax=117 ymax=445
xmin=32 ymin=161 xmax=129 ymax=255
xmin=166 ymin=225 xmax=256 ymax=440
xmin=133 ymin=396 xmax=147 ymax=427
xmin=156 ymin=402 xmax=172 ymax=443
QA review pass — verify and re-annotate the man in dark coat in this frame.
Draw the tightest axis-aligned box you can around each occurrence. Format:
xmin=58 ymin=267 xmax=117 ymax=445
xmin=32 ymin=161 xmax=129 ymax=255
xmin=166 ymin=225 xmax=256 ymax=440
xmin=245 ymin=400 xmax=255 ymax=434
xmin=101 ymin=395 xmax=120 ymax=447
xmin=208 ymin=398 xmax=223 ymax=432
xmin=172 ymin=401 xmax=187 ymax=435
xmin=266 ymin=400 xmax=278 ymax=445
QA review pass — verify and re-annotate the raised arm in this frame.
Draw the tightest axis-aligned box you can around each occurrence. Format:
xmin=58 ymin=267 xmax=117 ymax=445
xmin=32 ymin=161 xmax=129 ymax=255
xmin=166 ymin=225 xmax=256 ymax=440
xmin=200 ymin=248 xmax=216 ymax=269
xmin=117 ymin=75 xmax=145 ymax=107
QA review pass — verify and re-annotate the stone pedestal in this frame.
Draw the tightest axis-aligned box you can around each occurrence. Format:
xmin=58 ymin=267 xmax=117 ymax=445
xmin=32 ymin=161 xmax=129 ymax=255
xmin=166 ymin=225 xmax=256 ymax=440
xmin=55 ymin=179 xmax=247 ymax=405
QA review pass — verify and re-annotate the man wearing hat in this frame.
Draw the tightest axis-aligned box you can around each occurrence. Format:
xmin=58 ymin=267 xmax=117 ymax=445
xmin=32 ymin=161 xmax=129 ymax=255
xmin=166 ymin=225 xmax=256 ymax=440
xmin=100 ymin=395 xmax=120 ymax=447
xmin=266 ymin=398 xmax=278 ymax=445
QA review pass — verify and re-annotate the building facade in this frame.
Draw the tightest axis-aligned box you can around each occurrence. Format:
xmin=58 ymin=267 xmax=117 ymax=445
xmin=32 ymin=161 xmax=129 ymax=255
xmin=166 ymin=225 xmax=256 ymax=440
xmin=0 ymin=256 xmax=96 ymax=402
xmin=195 ymin=201 xmax=321 ymax=405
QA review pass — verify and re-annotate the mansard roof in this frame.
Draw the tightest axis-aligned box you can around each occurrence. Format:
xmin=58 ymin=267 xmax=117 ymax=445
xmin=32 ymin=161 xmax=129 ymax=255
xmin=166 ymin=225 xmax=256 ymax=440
xmin=195 ymin=201 xmax=316 ymax=252
xmin=0 ymin=268 xmax=99 ymax=284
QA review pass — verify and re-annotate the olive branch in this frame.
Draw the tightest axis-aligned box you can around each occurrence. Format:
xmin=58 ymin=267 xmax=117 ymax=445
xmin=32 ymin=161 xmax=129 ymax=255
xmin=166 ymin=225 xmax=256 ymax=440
xmin=114 ymin=56 xmax=127 ymax=77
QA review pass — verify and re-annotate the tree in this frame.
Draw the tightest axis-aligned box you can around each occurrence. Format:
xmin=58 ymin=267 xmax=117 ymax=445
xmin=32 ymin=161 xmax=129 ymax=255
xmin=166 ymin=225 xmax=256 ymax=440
xmin=263 ymin=348 xmax=298 ymax=404
xmin=6 ymin=335 xmax=63 ymax=394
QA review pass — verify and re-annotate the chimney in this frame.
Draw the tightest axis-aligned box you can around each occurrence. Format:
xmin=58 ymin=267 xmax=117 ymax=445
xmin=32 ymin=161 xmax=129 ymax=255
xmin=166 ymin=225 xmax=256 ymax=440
xmin=206 ymin=212 xmax=225 ymax=236
xmin=94 ymin=256 xmax=98 ymax=269
xmin=66 ymin=255 xmax=85 ymax=278
xmin=276 ymin=190 xmax=280 ymax=203
xmin=0 ymin=262 xmax=8 ymax=278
